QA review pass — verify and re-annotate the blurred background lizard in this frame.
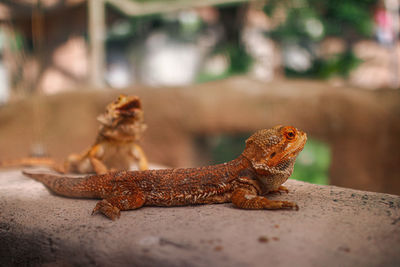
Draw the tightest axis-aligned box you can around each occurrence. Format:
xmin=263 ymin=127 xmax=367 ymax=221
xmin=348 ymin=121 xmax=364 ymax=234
xmin=0 ymin=94 xmax=148 ymax=174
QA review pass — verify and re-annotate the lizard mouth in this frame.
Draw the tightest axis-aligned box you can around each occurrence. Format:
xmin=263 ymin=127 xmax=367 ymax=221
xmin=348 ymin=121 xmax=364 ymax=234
xmin=117 ymin=99 xmax=141 ymax=111
xmin=116 ymin=99 xmax=142 ymax=117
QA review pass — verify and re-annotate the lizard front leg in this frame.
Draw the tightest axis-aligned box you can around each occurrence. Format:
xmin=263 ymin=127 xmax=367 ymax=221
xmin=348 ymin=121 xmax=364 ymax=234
xmin=231 ymin=188 xmax=298 ymax=210
xmin=88 ymin=144 xmax=108 ymax=174
xmin=130 ymin=144 xmax=148 ymax=171
xmin=92 ymin=191 xmax=146 ymax=220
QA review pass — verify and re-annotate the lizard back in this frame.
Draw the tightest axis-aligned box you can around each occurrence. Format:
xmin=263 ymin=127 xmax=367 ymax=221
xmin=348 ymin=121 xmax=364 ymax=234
xmin=23 ymin=156 xmax=251 ymax=204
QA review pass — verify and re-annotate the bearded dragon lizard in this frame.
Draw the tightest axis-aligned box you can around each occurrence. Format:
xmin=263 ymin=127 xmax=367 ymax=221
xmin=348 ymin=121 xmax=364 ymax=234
xmin=1 ymin=94 xmax=148 ymax=174
xmin=23 ymin=125 xmax=307 ymax=220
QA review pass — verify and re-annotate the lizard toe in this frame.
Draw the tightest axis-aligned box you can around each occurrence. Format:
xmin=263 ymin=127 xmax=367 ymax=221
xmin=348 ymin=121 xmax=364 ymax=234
xmin=270 ymin=186 xmax=290 ymax=195
xmin=280 ymin=200 xmax=299 ymax=210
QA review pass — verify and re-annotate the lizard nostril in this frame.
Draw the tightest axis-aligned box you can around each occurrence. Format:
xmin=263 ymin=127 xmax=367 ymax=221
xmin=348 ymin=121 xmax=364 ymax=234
xmin=270 ymin=152 xmax=276 ymax=158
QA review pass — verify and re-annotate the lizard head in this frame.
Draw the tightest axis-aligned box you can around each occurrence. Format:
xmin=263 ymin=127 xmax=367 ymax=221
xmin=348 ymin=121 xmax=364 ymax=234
xmin=242 ymin=125 xmax=307 ymax=177
xmin=97 ymin=94 xmax=147 ymax=141
xmin=99 ymin=94 xmax=143 ymax=123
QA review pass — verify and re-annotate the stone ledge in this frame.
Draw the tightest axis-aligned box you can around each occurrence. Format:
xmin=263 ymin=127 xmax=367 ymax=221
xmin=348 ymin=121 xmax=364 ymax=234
xmin=0 ymin=168 xmax=399 ymax=267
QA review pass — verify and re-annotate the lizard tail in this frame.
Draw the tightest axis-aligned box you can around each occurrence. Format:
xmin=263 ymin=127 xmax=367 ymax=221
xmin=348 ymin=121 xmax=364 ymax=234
xmin=22 ymin=171 xmax=98 ymax=198
xmin=0 ymin=157 xmax=64 ymax=172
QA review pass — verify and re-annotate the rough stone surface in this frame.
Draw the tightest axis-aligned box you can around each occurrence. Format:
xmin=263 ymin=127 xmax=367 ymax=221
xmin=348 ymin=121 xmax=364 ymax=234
xmin=0 ymin=168 xmax=400 ymax=267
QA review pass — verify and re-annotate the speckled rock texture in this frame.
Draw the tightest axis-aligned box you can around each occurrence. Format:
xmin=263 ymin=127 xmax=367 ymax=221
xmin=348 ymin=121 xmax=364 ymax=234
xmin=0 ymin=168 xmax=399 ymax=267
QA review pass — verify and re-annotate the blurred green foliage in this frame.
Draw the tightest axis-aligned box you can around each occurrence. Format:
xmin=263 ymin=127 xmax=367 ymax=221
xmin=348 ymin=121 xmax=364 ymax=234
xmin=285 ymin=51 xmax=362 ymax=79
xmin=290 ymin=138 xmax=330 ymax=185
xmin=209 ymin=134 xmax=330 ymax=185
xmin=264 ymin=0 xmax=378 ymax=79
xmin=225 ymin=44 xmax=253 ymax=74
xmin=209 ymin=133 xmax=248 ymax=165
xmin=196 ymin=44 xmax=252 ymax=83
xmin=108 ymin=1 xmax=377 ymax=81
xmin=107 ymin=4 xmax=252 ymax=84
xmin=196 ymin=4 xmax=253 ymax=83
xmin=196 ymin=71 xmax=230 ymax=83
xmin=264 ymin=0 xmax=377 ymax=40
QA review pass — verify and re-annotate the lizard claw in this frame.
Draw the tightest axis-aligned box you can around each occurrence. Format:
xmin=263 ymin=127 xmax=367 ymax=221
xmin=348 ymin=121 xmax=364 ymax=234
xmin=281 ymin=201 xmax=299 ymax=210
xmin=268 ymin=200 xmax=298 ymax=210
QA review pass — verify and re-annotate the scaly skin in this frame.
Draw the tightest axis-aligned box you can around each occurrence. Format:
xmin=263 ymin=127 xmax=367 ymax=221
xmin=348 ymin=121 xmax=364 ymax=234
xmin=1 ymin=94 xmax=148 ymax=174
xmin=23 ymin=125 xmax=307 ymax=220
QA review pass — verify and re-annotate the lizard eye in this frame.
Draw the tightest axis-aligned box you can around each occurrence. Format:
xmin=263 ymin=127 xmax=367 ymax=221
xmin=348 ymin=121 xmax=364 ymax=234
xmin=285 ymin=130 xmax=296 ymax=140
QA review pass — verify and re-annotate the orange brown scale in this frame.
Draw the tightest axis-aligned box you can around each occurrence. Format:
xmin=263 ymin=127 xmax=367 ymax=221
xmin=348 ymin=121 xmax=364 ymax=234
xmin=23 ymin=125 xmax=307 ymax=220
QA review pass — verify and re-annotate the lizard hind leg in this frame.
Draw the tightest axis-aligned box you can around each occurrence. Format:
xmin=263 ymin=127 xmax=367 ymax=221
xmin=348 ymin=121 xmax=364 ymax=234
xmin=92 ymin=192 xmax=146 ymax=220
